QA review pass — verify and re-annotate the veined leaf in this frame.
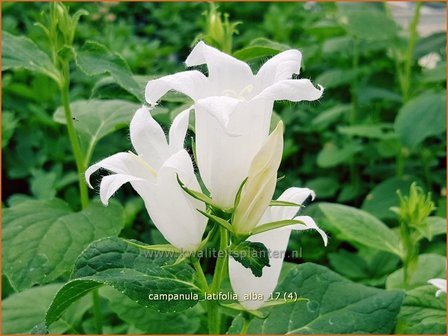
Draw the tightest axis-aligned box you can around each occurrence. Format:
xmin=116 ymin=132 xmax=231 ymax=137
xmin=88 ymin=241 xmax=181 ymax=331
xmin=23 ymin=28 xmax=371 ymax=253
xmin=230 ymin=241 xmax=270 ymax=277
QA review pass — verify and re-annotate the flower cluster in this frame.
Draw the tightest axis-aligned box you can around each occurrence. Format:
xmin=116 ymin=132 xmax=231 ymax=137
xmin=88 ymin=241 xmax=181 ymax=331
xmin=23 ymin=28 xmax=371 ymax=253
xmin=86 ymin=41 xmax=327 ymax=310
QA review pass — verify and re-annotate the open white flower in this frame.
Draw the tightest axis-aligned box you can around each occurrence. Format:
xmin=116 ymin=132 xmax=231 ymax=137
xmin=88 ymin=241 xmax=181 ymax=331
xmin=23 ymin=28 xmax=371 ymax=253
xmin=146 ymin=41 xmax=323 ymax=208
xmin=229 ymin=187 xmax=328 ymax=310
xmin=85 ymin=106 xmax=207 ymax=251
xmin=428 ymin=278 xmax=447 ymax=297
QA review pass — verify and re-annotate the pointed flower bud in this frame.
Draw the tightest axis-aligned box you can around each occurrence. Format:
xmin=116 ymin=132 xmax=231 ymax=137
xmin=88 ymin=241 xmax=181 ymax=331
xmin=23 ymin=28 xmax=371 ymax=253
xmin=232 ymin=121 xmax=284 ymax=235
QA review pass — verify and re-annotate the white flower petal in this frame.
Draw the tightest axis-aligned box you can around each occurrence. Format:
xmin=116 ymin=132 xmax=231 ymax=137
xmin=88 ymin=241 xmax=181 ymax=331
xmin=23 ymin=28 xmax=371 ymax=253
xmin=130 ymin=106 xmax=169 ymax=170
xmin=136 ymin=150 xmax=207 ymax=251
xmin=85 ymin=152 xmax=155 ymax=189
xmin=229 ymin=228 xmax=291 ymax=310
xmin=99 ymin=174 xmax=143 ymax=205
xmin=428 ymin=278 xmax=447 ymax=297
xmin=290 ymin=216 xmax=328 ymax=246
xmin=269 ymin=187 xmax=315 ymax=223
xmin=254 ymin=79 xmax=323 ymax=102
xmin=168 ymin=107 xmax=192 ymax=152
xmin=145 ymin=70 xmax=208 ymax=104
xmin=254 ymin=49 xmax=302 ymax=94
xmin=194 ymin=97 xmax=272 ymax=207
xmin=186 ymin=41 xmax=253 ymax=94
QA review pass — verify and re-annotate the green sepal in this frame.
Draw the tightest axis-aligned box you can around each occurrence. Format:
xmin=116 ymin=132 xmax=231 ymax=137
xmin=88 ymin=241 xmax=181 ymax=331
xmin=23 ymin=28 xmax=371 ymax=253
xmin=230 ymin=241 xmax=270 ymax=277
xmin=269 ymin=200 xmax=303 ymax=207
xmin=197 ymin=209 xmax=233 ymax=233
xmin=176 ymin=174 xmax=222 ymax=210
xmin=251 ymin=219 xmax=304 ymax=235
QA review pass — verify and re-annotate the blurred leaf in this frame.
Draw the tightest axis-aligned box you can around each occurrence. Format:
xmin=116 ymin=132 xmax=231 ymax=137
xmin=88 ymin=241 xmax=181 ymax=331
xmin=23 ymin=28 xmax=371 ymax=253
xmin=2 ymin=31 xmax=61 ymax=83
xmin=317 ymin=142 xmax=362 ymax=168
xmin=2 ymin=111 xmax=18 ymax=148
xmin=306 ymin=177 xmax=339 ymax=198
xmin=3 ymin=199 xmax=124 ymax=291
xmin=358 ymin=86 xmax=402 ymax=104
xmin=315 ymin=69 xmax=356 ymax=89
xmin=341 ymin=10 xmax=398 ymax=40
xmin=421 ymin=62 xmax=446 ymax=83
xmin=43 ymin=237 xmax=201 ymax=329
xmin=394 ymin=92 xmax=446 ymax=149
xmin=338 ymin=124 xmax=396 ymax=140
xmin=311 ymin=104 xmax=350 ymax=130
xmin=2 ymin=283 xmax=91 ymax=334
xmin=228 ymin=263 xmax=404 ymax=334
xmin=102 ymin=287 xmax=204 ymax=334
xmin=414 ymin=32 xmax=446 ymax=59
xmin=329 ymin=249 xmax=400 ymax=287
xmin=386 ymin=254 xmax=446 ymax=290
xmin=319 ymin=203 xmax=402 ymax=256
xmin=233 ymin=38 xmax=289 ymax=61
xmin=396 ymin=285 xmax=446 ymax=334
xmin=53 ymin=99 xmax=142 ymax=165
xmin=362 ymin=176 xmax=421 ymax=220
xmin=30 ymin=170 xmax=58 ymax=199
xmin=427 ymin=216 xmax=446 ymax=237
xmin=75 ymin=41 xmax=143 ymax=102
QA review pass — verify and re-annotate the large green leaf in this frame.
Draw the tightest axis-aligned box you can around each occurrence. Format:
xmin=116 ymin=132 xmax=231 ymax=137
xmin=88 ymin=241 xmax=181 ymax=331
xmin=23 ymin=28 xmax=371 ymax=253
xmin=394 ymin=92 xmax=446 ymax=149
xmin=53 ymin=99 xmax=144 ymax=165
xmin=3 ymin=199 xmax=124 ymax=291
xmin=228 ymin=263 xmax=404 ymax=334
xmin=386 ymin=254 xmax=446 ymax=290
xmin=2 ymin=111 xmax=18 ymax=148
xmin=2 ymin=284 xmax=91 ymax=334
xmin=233 ymin=38 xmax=289 ymax=62
xmin=102 ymin=287 xmax=204 ymax=334
xmin=2 ymin=31 xmax=61 ymax=83
xmin=396 ymin=285 xmax=446 ymax=334
xmin=43 ymin=237 xmax=202 ymax=329
xmin=362 ymin=176 xmax=421 ymax=220
xmin=75 ymin=41 xmax=143 ymax=101
xmin=230 ymin=241 xmax=270 ymax=277
xmin=318 ymin=203 xmax=402 ymax=256
xmin=317 ymin=142 xmax=362 ymax=168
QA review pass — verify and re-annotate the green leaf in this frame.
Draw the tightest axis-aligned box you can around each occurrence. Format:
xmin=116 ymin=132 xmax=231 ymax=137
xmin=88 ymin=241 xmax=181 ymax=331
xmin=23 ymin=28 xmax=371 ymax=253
xmin=44 ymin=237 xmax=201 ymax=328
xmin=53 ymin=99 xmax=143 ymax=165
xmin=341 ymin=10 xmax=398 ymax=40
xmin=421 ymin=62 xmax=446 ymax=83
xmin=427 ymin=216 xmax=447 ymax=237
xmin=311 ymin=104 xmax=351 ymax=130
xmin=75 ymin=41 xmax=143 ymax=102
xmin=228 ymin=263 xmax=404 ymax=334
xmin=102 ymin=287 xmax=204 ymax=334
xmin=317 ymin=142 xmax=362 ymax=168
xmin=233 ymin=38 xmax=289 ymax=62
xmin=315 ymin=69 xmax=357 ymax=89
xmin=2 ymin=111 xmax=18 ymax=148
xmin=230 ymin=241 xmax=270 ymax=277
xmin=338 ymin=124 xmax=396 ymax=140
xmin=2 ymin=283 xmax=91 ymax=334
xmin=394 ymin=92 xmax=446 ymax=149
xmin=396 ymin=285 xmax=446 ymax=334
xmin=362 ymin=176 xmax=421 ymax=220
xmin=386 ymin=254 xmax=446 ymax=290
xmin=3 ymin=199 xmax=124 ymax=291
xmin=2 ymin=31 xmax=61 ymax=84
xmin=319 ymin=203 xmax=402 ymax=256
xmin=329 ymin=249 xmax=400 ymax=287
xmin=306 ymin=177 xmax=339 ymax=198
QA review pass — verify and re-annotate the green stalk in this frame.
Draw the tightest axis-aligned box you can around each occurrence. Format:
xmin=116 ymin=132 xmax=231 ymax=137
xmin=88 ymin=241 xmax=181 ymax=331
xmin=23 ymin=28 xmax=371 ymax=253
xmin=60 ymin=63 xmax=89 ymax=209
xmin=193 ymin=258 xmax=210 ymax=292
xmin=91 ymin=289 xmax=103 ymax=334
xmin=402 ymin=2 xmax=422 ymax=103
xmin=208 ymin=227 xmax=229 ymax=334
xmin=240 ymin=315 xmax=251 ymax=335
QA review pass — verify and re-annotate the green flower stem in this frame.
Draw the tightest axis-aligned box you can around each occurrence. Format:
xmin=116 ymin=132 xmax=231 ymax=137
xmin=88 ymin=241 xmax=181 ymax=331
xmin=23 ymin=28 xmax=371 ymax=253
xmin=193 ymin=258 xmax=210 ymax=292
xmin=60 ymin=63 xmax=89 ymax=209
xmin=208 ymin=227 xmax=229 ymax=334
xmin=394 ymin=3 xmax=422 ymax=178
xmin=240 ymin=315 xmax=251 ymax=335
xmin=402 ymin=2 xmax=422 ymax=103
xmin=399 ymin=220 xmax=418 ymax=287
xmin=91 ymin=289 xmax=103 ymax=334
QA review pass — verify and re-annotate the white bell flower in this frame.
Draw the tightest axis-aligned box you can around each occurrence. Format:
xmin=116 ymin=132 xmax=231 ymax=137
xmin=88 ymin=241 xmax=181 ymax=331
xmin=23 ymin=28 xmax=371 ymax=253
xmin=229 ymin=187 xmax=328 ymax=310
xmin=145 ymin=41 xmax=323 ymax=208
xmin=85 ymin=106 xmax=207 ymax=251
xmin=428 ymin=278 xmax=447 ymax=297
